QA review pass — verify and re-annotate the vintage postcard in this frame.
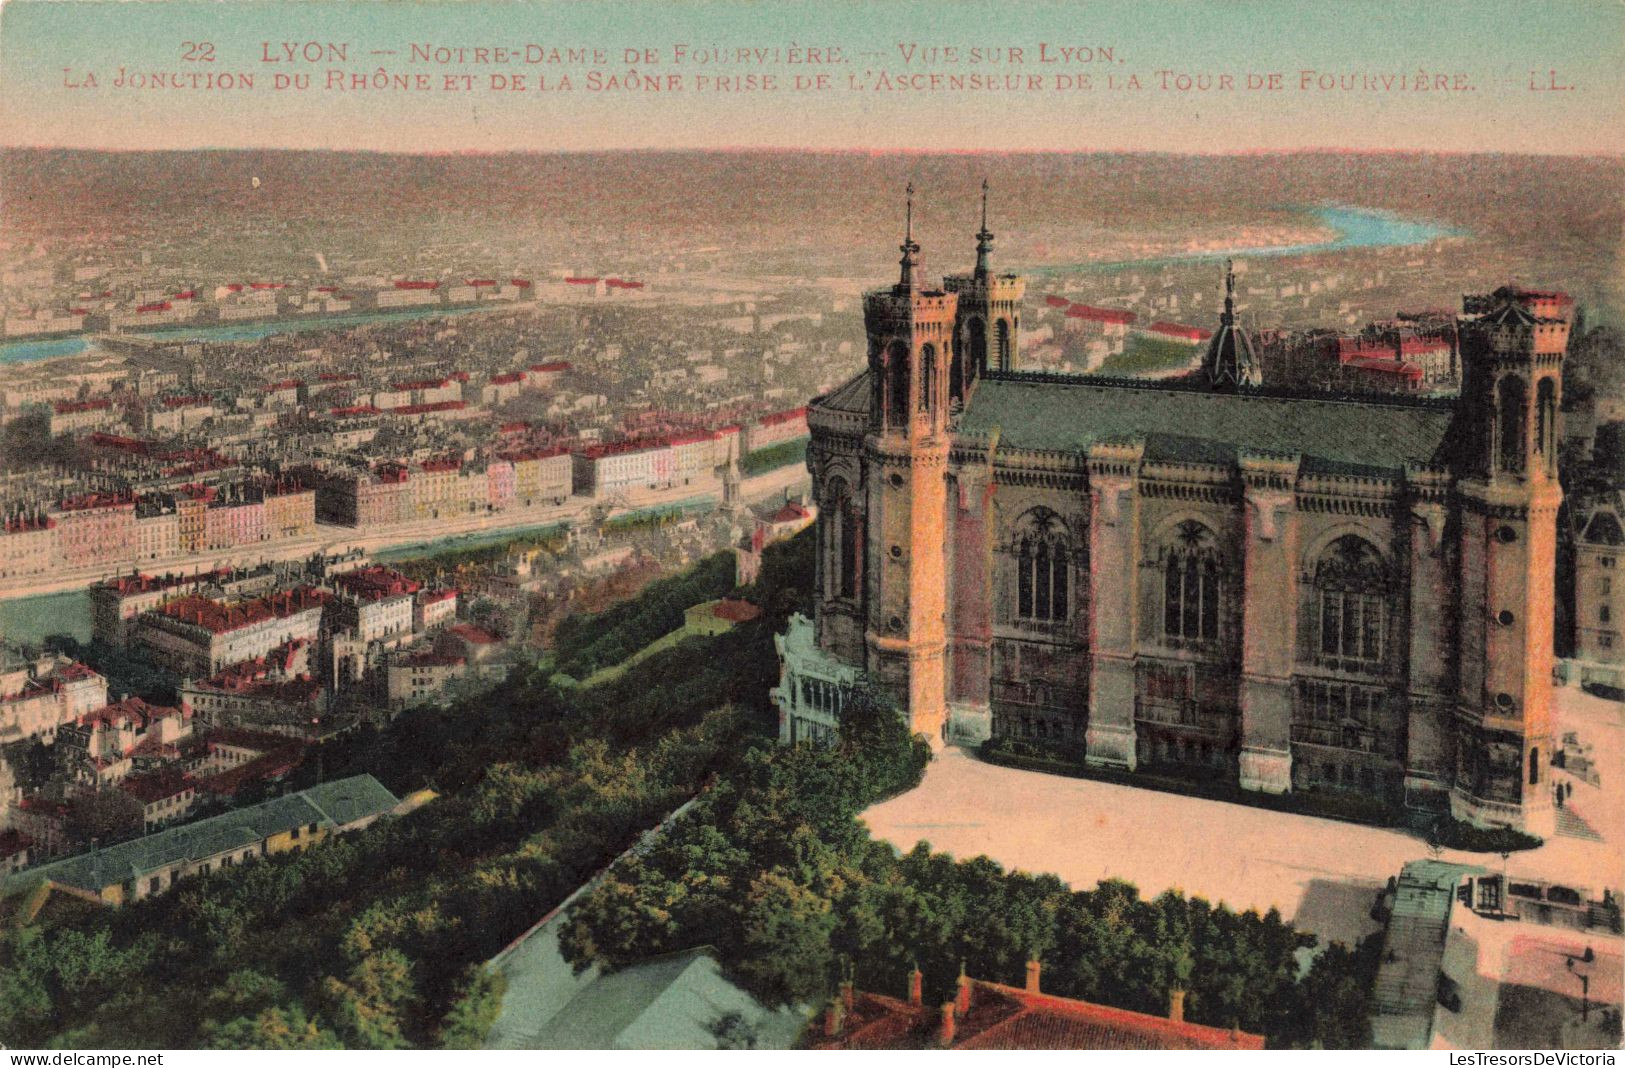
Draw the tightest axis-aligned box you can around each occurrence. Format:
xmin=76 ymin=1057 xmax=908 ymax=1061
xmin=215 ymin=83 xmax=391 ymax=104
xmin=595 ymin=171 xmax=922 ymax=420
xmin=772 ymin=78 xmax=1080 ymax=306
xmin=0 ymin=0 xmax=1620 ymax=1055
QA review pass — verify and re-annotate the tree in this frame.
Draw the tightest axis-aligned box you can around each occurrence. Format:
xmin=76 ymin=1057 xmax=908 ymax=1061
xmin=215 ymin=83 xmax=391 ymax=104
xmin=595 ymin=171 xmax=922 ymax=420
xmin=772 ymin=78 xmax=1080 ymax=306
xmin=64 ymin=787 xmax=144 ymax=846
xmin=208 ymin=1006 xmax=344 ymax=1050
xmin=731 ymin=869 xmax=837 ymax=1007
xmin=438 ymin=969 xmax=508 ymax=1049
xmin=707 ymin=1010 xmax=759 ymax=1050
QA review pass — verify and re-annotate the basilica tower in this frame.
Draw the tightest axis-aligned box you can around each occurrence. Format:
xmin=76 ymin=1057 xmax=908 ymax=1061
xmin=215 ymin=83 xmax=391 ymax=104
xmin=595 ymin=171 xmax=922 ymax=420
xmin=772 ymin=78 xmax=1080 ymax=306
xmin=1450 ymin=287 xmax=1567 ymax=837
xmin=863 ymin=186 xmax=956 ymax=741
xmin=944 ymin=181 xmax=1025 ymax=406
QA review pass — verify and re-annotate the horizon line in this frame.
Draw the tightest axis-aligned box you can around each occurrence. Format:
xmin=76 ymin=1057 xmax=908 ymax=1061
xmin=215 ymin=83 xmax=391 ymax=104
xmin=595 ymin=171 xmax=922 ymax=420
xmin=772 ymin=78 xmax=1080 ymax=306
xmin=2 ymin=143 xmax=1622 ymax=161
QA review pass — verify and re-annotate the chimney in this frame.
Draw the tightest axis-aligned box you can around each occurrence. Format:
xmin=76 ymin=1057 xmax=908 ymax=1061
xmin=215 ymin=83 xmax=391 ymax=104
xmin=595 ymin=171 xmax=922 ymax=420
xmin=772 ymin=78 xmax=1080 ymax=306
xmin=823 ymin=999 xmax=845 ymax=1039
xmin=907 ymin=966 xmax=923 ymax=1006
xmin=1025 ymin=959 xmax=1042 ymax=994
xmin=1169 ymin=989 xmax=1186 ymax=1024
xmin=955 ymin=963 xmax=972 ymax=1016
xmin=937 ymin=1001 xmax=956 ymax=1048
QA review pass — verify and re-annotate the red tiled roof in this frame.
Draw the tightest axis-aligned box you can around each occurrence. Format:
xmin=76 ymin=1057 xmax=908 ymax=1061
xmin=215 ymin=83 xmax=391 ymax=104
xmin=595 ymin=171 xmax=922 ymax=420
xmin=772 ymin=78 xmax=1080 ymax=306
xmin=136 ymin=301 xmax=172 ymax=313
xmin=818 ymin=980 xmax=1265 ymax=1051
xmin=390 ymin=401 xmax=467 ymax=415
xmin=1348 ymin=357 xmax=1424 ymax=378
xmin=120 ymin=769 xmax=193 ymax=805
xmin=490 ymin=372 xmax=524 ymax=385
xmin=53 ymin=398 xmax=112 ymax=414
xmin=445 ymin=623 xmax=499 ymax=645
xmin=393 ymin=280 xmax=440 ymax=290
xmin=1148 ymin=322 xmax=1212 ymax=341
xmin=156 ymin=588 xmax=327 ymax=635
xmin=1066 ymin=304 xmax=1136 ymax=325
xmin=759 ymin=406 xmax=808 ymax=426
xmin=765 ymin=501 xmax=812 ymax=524
xmin=510 ymin=278 xmax=532 ymax=288
xmin=334 ymin=565 xmax=421 ymax=601
xmin=529 ymin=361 xmax=572 ymax=373
xmin=1045 ymin=295 xmax=1071 ymax=308
xmin=710 ymin=598 xmax=762 ymax=623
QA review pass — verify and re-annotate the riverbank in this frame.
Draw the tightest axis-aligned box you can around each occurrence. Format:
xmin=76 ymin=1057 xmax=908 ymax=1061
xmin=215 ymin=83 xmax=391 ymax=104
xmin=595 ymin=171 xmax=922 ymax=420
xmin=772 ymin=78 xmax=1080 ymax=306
xmin=0 ymin=462 xmax=809 ymax=640
xmin=0 ymin=301 xmax=504 ymax=365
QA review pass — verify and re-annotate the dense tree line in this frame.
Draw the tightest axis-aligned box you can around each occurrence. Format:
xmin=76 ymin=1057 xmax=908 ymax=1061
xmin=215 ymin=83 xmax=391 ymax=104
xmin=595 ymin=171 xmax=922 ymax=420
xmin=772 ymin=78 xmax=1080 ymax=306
xmin=550 ymin=550 xmax=736 ymax=678
xmin=560 ymin=686 xmax=1383 ymax=1049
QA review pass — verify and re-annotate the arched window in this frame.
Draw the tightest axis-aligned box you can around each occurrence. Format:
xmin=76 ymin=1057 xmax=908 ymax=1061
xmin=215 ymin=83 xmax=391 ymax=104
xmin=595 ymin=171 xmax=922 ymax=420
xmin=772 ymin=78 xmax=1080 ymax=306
xmin=948 ymin=336 xmax=965 ymax=407
xmin=825 ymin=477 xmax=860 ymax=599
xmin=886 ymin=341 xmax=909 ymax=428
xmin=1536 ymin=377 xmax=1557 ymax=468
xmin=1014 ymin=509 xmax=1070 ymax=623
xmin=1314 ymin=535 xmax=1389 ymax=667
xmin=1162 ymin=521 xmax=1220 ymax=642
xmin=996 ymin=319 xmax=1012 ymax=371
xmin=967 ymin=316 xmax=988 ymax=378
xmin=919 ymin=344 xmax=936 ymax=411
xmin=1528 ymin=747 xmax=1540 ymax=786
xmin=1497 ymin=375 xmax=1527 ymax=474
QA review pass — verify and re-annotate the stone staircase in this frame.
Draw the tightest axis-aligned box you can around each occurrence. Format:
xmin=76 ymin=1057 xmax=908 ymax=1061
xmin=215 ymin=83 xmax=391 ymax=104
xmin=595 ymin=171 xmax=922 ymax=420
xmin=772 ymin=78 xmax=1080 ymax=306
xmin=1555 ymin=804 xmax=1603 ymax=842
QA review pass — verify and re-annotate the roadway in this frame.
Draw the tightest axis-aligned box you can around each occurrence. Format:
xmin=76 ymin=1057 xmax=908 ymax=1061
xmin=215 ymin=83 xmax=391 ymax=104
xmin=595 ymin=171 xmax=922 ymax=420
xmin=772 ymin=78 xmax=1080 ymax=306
xmin=0 ymin=464 xmax=809 ymax=601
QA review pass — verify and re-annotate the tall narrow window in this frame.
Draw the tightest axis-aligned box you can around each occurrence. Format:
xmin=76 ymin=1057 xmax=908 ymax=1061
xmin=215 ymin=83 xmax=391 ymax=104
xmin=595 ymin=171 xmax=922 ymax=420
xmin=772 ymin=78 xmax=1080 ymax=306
xmin=996 ymin=319 xmax=1012 ymax=371
xmin=1497 ymin=375 xmax=1527 ymax=474
xmin=1162 ymin=521 xmax=1220 ymax=642
xmin=919 ymin=344 xmax=936 ymax=411
xmin=968 ymin=317 xmax=988 ymax=378
xmin=886 ymin=341 xmax=909 ymax=429
xmin=825 ymin=477 xmax=859 ymax=600
xmin=1313 ymin=536 xmax=1390 ymax=668
xmin=1536 ymin=377 xmax=1557 ymax=470
xmin=1014 ymin=509 xmax=1070 ymax=623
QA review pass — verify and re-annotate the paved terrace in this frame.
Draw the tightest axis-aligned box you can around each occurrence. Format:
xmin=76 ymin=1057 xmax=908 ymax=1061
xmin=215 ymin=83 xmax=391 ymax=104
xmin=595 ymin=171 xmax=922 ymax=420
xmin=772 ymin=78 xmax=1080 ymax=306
xmin=864 ymin=688 xmax=1622 ymax=951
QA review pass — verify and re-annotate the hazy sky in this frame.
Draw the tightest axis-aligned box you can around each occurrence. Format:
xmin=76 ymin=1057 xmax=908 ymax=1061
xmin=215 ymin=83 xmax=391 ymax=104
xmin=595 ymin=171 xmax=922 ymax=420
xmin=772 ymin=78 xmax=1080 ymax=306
xmin=1 ymin=0 xmax=1620 ymax=155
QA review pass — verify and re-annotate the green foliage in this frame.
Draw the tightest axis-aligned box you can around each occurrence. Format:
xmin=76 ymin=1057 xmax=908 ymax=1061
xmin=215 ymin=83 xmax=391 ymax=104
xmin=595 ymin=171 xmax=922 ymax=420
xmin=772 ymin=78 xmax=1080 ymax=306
xmin=551 ymin=551 xmax=736 ymax=677
xmin=207 ymin=1006 xmax=344 ymax=1050
xmin=438 ymin=969 xmax=508 ymax=1049
xmin=1423 ymin=817 xmax=1543 ymax=854
xmin=740 ymin=438 xmax=809 ymax=476
xmin=1096 ymin=335 xmax=1199 ymax=377
xmin=0 ymin=545 xmax=794 ymax=1050
xmin=746 ymin=524 xmax=816 ymax=624
xmin=559 ymin=675 xmax=1381 ymax=1049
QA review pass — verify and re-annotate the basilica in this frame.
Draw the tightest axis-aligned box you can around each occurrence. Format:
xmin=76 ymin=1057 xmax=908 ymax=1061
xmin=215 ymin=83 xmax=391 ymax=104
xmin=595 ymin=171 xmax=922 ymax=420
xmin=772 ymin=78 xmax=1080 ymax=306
xmin=773 ymin=186 xmax=1568 ymax=836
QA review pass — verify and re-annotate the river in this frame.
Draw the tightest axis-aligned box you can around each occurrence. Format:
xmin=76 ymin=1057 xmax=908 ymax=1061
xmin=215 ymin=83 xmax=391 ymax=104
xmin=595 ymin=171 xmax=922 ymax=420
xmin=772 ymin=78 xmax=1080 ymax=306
xmin=0 ymin=303 xmax=488 ymax=366
xmin=1 ymin=206 xmax=1459 ymax=367
xmin=1022 ymin=203 xmax=1461 ymax=276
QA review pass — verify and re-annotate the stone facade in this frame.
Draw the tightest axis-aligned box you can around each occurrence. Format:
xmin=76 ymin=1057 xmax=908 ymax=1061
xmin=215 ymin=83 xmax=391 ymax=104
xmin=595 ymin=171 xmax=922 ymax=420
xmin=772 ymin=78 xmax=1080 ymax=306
xmin=777 ymin=196 xmax=1568 ymax=836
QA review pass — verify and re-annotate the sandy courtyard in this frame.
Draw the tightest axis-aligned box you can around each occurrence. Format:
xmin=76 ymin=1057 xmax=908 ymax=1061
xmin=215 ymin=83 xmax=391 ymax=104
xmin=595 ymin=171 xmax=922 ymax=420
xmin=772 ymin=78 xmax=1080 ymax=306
xmin=863 ymin=688 xmax=1622 ymax=950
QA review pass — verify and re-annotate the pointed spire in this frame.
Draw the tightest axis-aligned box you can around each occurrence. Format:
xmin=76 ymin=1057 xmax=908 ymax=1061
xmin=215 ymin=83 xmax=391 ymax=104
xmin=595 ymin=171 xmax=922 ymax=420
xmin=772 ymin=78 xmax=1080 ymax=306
xmin=974 ymin=179 xmax=996 ymax=280
xmin=897 ymin=182 xmax=922 ymax=291
xmin=1202 ymin=258 xmax=1259 ymax=391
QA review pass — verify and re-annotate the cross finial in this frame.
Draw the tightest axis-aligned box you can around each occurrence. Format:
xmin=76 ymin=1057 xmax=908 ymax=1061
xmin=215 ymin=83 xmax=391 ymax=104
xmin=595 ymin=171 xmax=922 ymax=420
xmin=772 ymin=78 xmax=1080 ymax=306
xmin=898 ymin=182 xmax=922 ymax=290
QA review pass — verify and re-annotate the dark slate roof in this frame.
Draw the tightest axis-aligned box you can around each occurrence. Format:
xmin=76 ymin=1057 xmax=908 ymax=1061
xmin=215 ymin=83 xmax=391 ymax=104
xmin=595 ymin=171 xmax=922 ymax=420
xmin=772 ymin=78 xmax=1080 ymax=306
xmin=11 ymin=774 xmax=397 ymax=894
xmin=958 ymin=372 xmax=1457 ymax=477
xmin=816 ymin=370 xmax=871 ymax=414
